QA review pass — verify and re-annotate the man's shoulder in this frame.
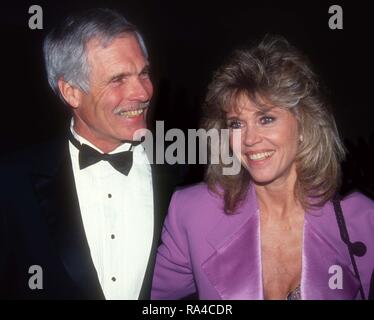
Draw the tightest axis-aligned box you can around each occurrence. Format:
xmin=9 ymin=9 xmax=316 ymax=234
xmin=0 ymin=138 xmax=67 ymax=176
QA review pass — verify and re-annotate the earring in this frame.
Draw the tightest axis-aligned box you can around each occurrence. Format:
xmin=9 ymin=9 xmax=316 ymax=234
xmin=299 ymin=135 xmax=304 ymax=142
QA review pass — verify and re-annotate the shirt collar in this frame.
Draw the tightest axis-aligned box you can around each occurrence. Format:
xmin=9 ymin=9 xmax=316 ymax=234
xmin=70 ymin=118 xmax=134 ymax=154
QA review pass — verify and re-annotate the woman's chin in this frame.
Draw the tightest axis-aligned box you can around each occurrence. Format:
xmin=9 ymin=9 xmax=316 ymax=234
xmin=248 ymin=173 xmax=277 ymax=186
xmin=251 ymin=179 xmax=274 ymax=187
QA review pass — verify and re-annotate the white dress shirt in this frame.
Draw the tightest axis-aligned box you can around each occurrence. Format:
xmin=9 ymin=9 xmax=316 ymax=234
xmin=69 ymin=123 xmax=154 ymax=300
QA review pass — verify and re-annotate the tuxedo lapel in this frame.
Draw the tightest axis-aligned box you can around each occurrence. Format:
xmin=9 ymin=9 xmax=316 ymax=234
xmin=31 ymin=139 xmax=104 ymax=299
xmin=202 ymin=186 xmax=264 ymax=299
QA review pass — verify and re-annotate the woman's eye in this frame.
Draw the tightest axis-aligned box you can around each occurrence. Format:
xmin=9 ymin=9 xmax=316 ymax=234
xmin=259 ymin=116 xmax=275 ymax=125
xmin=228 ymin=120 xmax=242 ymax=129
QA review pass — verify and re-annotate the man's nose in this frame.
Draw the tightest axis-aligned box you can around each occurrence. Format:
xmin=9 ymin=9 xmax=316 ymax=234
xmin=127 ymin=77 xmax=153 ymax=102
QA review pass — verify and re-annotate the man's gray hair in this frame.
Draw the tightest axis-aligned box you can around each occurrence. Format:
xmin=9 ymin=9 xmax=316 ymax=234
xmin=43 ymin=8 xmax=148 ymax=102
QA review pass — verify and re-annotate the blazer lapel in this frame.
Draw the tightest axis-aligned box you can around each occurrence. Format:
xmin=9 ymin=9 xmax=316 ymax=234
xmin=201 ymin=184 xmax=362 ymax=300
xmin=302 ymin=207 xmax=361 ymax=300
xmin=202 ymin=186 xmax=264 ymax=299
xmin=31 ymin=139 xmax=104 ymax=299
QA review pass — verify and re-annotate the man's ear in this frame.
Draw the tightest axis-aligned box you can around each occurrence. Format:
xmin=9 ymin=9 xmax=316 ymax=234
xmin=57 ymin=78 xmax=83 ymax=109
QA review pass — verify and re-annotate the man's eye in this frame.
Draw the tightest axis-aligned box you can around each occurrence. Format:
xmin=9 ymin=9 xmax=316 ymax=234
xmin=140 ymin=71 xmax=150 ymax=79
xmin=228 ymin=120 xmax=242 ymax=129
xmin=259 ymin=116 xmax=275 ymax=125
xmin=112 ymin=77 xmax=124 ymax=84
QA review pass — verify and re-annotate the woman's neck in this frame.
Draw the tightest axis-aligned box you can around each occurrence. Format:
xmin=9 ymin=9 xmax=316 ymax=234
xmin=254 ymin=167 xmax=303 ymax=220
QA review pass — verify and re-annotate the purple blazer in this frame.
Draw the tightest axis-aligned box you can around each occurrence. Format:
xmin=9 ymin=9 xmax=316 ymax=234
xmin=151 ymin=183 xmax=374 ymax=300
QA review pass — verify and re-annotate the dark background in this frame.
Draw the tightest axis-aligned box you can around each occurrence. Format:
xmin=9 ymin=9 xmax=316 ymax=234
xmin=1 ymin=0 xmax=373 ymax=197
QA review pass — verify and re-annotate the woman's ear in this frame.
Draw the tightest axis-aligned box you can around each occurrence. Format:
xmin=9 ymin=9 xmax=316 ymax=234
xmin=57 ymin=78 xmax=83 ymax=109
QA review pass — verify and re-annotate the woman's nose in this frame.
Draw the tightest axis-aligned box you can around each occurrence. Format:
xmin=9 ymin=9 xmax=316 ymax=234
xmin=243 ymin=127 xmax=262 ymax=146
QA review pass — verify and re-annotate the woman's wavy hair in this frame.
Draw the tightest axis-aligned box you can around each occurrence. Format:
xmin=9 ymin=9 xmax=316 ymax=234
xmin=202 ymin=35 xmax=346 ymax=213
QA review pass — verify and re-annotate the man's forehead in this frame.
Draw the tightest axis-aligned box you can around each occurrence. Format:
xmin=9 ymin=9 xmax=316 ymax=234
xmin=85 ymin=34 xmax=148 ymax=73
xmin=85 ymin=33 xmax=138 ymax=53
xmin=84 ymin=34 xmax=149 ymax=85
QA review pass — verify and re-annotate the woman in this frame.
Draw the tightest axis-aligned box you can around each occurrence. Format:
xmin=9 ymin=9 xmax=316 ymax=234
xmin=151 ymin=35 xmax=374 ymax=300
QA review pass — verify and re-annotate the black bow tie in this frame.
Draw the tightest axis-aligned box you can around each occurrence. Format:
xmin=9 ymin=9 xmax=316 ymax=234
xmin=79 ymin=144 xmax=133 ymax=175
xmin=69 ymin=132 xmax=137 ymax=176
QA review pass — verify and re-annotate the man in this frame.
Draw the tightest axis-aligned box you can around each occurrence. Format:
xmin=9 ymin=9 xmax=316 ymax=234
xmin=0 ymin=8 xmax=177 ymax=299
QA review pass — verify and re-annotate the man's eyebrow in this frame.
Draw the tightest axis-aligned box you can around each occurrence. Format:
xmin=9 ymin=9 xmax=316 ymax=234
xmin=108 ymin=72 xmax=129 ymax=83
xmin=140 ymin=64 xmax=151 ymax=73
xmin=108 ymin=65 xmax=151 ymax=83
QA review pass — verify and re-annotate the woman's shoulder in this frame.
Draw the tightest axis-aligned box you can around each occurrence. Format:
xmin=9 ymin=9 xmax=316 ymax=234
xmin=308 ymin=191 xmax=374 ymax=236
xmin=172 ymin=182 xmax=222 ymax=203
xmin=168 ymin=182 xmax=226 ymax=222
xmin=340 ymin=191 xmax=374 ymax=216
xmin=336 ymin=192 xmax=374 ymax=242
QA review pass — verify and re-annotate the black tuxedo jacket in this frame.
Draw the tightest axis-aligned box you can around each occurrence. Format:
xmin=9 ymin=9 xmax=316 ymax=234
xmin=0 ymin=137 xmax=179 ymax=299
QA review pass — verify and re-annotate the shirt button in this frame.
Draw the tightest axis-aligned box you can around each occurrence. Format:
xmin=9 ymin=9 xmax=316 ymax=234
xmin=111 ymin=234 xmax=115 ymax=239
xmin=108 ymin=193 xmax=112 ymax=198
xmin=111 ymin=277 xmax=116 ymax=282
